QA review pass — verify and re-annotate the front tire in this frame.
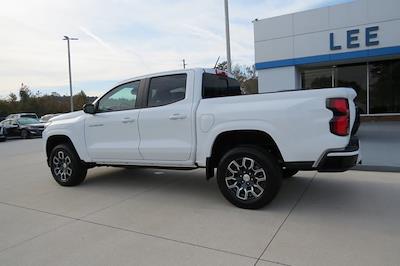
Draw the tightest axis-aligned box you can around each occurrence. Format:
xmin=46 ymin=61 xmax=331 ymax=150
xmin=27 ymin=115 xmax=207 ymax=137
xmin=217 ymin=146 xmax=282 ymax=209
xmin=21 ymin=129 xmax=30 ymax=139
xmin=49 ymin=144 xmax=87 ymax=186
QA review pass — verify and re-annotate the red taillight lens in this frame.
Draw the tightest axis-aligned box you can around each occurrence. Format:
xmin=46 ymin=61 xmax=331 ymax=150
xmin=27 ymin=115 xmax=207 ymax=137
xmin=328 ymin=98 xmax=348 ymax=114
xmin=327 ymin=98 xmax=350 ymax=136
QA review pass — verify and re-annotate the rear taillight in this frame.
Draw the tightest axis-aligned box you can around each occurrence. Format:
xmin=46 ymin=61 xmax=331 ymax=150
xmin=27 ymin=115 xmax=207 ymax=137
xmin=327 ymin=98 xmax=350 ymax=136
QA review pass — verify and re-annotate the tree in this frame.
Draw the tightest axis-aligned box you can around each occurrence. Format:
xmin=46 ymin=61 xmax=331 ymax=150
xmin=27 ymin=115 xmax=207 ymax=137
xmin=232 ymin=64 xmax=258 ymax=94
xmin=0 ymin=85 xmax=96 ymax=119
xmin=216 ymin=61 xmax=228 ymax=71
xmin=216 ymin=61 xmax=258 ymax=94
xmin=8 ymin=93 xmax=17 ymax=103
xmin=73 ymin=91 xmax=88 ymax=110
xmin=19 ymin=83 xmax=31 ymax=104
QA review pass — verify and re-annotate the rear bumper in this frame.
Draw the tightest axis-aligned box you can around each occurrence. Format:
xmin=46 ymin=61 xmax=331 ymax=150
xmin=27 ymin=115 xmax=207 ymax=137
xmin=284 ymin=136 xmax=361 ymax=172
xmin=316 ymin=136 xmax=360 ymax=172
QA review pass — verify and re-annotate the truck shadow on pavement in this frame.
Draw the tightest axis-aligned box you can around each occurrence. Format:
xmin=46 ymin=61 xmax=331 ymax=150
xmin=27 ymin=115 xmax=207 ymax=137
xmin=80 ymin=167 xmax=316 ymax=211
xmin=81 ymin=168 xmax=400 ymax=215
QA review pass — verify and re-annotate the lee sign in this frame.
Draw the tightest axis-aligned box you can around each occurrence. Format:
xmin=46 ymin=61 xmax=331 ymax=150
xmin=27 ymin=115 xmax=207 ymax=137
xmin=330 ymin=26 xmax=379 ymax=51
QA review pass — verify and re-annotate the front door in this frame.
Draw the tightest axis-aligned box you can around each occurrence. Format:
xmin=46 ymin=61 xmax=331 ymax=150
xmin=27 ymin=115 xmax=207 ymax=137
xmin=85 ymin=81 xmax=142 ymax=162
xmin=5 ymin=120 xmax=20 ymax=136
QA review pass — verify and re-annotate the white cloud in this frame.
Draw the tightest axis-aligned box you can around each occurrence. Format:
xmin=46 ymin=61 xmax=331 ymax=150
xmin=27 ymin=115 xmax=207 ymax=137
xmin=0 ymin=0 xmax=346 ymax=97
xmin=79 ymin=26 xmax=117 ymax=55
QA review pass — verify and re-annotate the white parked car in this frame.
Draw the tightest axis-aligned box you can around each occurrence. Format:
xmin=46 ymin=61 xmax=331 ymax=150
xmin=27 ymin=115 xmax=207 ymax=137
xmin=40 ymin=114 xmax=62 ymax=123
xmin=43 ymin=68 xmax=360 ymax=209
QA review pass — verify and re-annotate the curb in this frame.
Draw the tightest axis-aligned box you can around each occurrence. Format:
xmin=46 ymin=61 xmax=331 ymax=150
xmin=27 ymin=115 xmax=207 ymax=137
xmin=353 ymin=165 xmax=400 ymax=173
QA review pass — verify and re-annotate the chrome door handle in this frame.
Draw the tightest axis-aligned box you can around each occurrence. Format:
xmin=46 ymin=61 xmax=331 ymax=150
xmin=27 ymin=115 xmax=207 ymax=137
xmin=169 ymin=114 xmax=187 ymax=120
xmin=88 ymin=123 xmax=104 ymax=128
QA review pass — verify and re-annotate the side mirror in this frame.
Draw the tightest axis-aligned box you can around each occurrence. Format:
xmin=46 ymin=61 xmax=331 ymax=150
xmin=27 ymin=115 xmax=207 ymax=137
xmin=83 ymin=103 xmax=96 ymax=114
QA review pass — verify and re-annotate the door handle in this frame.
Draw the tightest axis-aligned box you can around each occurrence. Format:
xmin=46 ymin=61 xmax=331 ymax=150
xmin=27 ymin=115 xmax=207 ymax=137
xmin=169 ymin=114 xmax=187 ymax=120
xmin=122 ymin=118 xmax=136 ymax=124
xmin=88 ymin=123 xmax=104 ymax=128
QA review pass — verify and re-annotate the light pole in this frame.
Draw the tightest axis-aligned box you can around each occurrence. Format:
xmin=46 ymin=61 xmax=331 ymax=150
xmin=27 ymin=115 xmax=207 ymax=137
xmin=63 ymin=36 xmax=78 ymax=112
xmin=224 ymin=0 xmax=232 ymax=73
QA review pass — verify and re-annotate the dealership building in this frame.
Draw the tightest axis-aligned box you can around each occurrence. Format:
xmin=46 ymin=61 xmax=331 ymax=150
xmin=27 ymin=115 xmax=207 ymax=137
xmin=254 ymin=0 xmax=400 ymax=116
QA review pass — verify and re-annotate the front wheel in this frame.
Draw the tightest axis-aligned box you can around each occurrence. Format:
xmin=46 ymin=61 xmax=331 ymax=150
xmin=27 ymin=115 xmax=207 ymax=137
xmin=49 ymin=144 xmax=87 ymax=186
xmin=21 ymin=129 xmax=30 ymax=139
xmin=217 ymin=146 xmax=282 ymax=209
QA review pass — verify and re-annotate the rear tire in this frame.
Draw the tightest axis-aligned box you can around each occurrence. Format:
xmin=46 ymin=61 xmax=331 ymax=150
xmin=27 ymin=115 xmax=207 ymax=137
xmin=49 ymin=144 xmax=87 ymax=186
xmin=282 ymin=169 xmax=298 ymax=179
xmin=217 ymin=146 xmax=282 ymax=209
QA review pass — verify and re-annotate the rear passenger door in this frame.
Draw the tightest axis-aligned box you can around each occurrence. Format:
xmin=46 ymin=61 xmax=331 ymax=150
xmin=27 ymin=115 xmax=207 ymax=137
xmin=138 ymin=72 xmax=194 ymax=161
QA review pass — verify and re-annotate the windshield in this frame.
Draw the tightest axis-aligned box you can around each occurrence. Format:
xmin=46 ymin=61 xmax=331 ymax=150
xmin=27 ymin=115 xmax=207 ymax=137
xmin=17 ymin=118 xmax=40 ymax=125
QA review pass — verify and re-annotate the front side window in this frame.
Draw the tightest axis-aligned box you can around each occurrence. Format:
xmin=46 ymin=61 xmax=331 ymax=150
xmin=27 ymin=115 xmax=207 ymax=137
xmin=202 ymin=73 xmax=242 ymax=98
xmin=98 ymin=81 xmax=140 ymax=112
xmin=148 ymin=74 xmax=187 ymax=107
xmin=1 ymin=120 xmax=10 ymax=126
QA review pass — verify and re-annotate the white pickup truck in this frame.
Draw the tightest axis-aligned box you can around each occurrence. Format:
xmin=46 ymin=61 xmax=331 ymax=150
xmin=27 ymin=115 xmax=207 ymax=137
xmin=43 ymin=68 xmax=360 ymax=209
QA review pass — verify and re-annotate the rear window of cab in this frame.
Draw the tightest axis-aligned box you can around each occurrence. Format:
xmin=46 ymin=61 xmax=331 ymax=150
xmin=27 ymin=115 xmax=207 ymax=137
xmin=202 ymin=73 xmax=242 ymax=99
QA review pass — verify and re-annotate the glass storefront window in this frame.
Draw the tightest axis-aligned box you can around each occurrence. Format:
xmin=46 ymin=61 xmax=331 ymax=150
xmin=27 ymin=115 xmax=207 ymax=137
xmin=335 ymin=64 xmax=368 ymax=114
xmin=369 ymin=59 xmax=400 ymax=114
xmin=301 ymin=68 xmax=333 ymax=89
xmin=301 ymin=59 xmax=400 ymax=115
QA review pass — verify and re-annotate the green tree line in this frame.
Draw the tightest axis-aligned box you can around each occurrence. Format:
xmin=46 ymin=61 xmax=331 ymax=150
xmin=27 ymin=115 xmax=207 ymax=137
xmin=0 ymin=84 xmax=96 ymax=119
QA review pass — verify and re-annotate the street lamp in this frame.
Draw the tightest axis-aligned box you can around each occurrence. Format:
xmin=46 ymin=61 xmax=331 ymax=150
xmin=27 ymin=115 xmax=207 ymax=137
xmin=63 ymin=36 xmax=78 ymax=112
xmin=224 ymin=0 xmax=232 ymax=73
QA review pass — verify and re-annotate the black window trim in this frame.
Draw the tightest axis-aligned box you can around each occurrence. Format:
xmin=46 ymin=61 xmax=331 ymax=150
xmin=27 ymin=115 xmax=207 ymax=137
xmin=95 ymin=79 xmax=145 ymax=113
xmin=142 ymin=73 xmax=188 ymax=109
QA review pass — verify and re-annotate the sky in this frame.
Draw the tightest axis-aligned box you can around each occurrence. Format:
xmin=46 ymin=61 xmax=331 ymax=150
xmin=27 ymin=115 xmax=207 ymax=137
xmin=0 ymin=0 xmax=349 ymax=98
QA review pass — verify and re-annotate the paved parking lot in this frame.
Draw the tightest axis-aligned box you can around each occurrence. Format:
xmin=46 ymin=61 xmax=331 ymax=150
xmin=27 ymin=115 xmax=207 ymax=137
xmin=0 ymin=139 xmax=400 ymax=266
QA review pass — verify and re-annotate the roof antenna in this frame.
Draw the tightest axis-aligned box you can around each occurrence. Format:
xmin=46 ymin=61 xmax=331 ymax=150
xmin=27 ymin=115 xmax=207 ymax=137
xmin=213 ymin=56 xmax=220 ymax=69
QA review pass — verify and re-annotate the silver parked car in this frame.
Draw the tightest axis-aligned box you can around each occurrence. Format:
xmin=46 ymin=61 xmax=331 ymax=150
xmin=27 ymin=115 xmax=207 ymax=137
xmin=6 ymin=113 xmax=38 ymax=120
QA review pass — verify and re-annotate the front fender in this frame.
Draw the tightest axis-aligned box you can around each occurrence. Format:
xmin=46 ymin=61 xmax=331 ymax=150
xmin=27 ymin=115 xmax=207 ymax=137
xmin=43 ymin=116 xmax=90 ymax=162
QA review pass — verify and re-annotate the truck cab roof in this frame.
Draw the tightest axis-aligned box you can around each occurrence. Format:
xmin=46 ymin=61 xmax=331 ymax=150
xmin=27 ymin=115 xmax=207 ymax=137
xmin=116 ymin=68 xmax=235 ymax=88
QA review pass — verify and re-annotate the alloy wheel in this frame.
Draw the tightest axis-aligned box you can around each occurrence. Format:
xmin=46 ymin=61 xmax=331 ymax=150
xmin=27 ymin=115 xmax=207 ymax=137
xmin=52 ymin=150 xmax=73 ymax=182
xmin=225 ymin=157 xmax=267 ymax=201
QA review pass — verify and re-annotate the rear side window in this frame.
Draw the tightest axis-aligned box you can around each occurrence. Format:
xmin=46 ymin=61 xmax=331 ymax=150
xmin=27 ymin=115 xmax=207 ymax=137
xmin=148 ymin=74 xmax=187 ymax=107
xmin=21 ymin=114 xmax=38 ymax=119
xmin=202 ymin=73 xmax=242 ymax=99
